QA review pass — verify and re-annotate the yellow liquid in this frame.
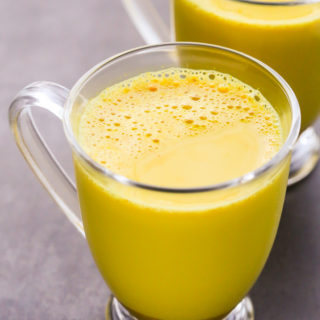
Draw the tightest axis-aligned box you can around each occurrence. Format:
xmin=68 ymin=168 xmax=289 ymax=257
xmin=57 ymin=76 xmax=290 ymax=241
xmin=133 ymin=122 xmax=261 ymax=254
xmin=174 ymin=0 xmax=320 ymax=131
xmin=74 ymin=68 xmax=289 ymax=319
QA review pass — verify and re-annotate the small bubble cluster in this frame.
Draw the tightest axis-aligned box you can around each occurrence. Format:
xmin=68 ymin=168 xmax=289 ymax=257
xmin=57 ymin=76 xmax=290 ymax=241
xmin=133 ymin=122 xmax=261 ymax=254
xmin=78 ymin=67 xmax=282 ymax=177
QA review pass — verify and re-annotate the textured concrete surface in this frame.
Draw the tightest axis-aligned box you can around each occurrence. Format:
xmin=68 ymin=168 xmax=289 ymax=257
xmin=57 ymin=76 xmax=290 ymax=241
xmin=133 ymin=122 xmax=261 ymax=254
xmin=1 ymin=0 xmax=319 ymax=319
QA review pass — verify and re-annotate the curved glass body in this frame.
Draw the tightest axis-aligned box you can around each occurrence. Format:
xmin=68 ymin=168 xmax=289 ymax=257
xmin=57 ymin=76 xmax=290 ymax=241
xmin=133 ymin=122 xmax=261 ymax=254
xmin=63 ymin=43 xmax=299 ymax=319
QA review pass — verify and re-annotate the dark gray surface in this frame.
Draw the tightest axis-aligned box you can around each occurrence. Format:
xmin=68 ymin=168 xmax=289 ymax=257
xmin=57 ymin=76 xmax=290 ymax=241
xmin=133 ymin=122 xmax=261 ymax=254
xmin=1 ymin=0 xmax=319 ymax=319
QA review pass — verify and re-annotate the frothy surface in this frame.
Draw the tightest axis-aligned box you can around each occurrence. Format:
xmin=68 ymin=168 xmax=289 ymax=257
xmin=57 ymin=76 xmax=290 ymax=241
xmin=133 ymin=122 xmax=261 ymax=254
xmin=78 ymin=68 xmax=282 ymax=188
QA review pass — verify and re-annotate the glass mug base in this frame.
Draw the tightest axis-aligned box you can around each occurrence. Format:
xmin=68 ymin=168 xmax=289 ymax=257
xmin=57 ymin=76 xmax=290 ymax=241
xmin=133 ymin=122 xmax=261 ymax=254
xmin=288 ymin=126 xmax=320 ymax=186
xmin=106 ymin=296 xmax=254 ymax=320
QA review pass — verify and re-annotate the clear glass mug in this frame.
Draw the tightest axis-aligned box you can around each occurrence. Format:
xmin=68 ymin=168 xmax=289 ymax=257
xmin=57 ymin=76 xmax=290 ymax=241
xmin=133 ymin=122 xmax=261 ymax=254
xmin=122 ymin=0 xmax=320 ymax=186
xmin=9 ymin=43 xmax=300 ymax=320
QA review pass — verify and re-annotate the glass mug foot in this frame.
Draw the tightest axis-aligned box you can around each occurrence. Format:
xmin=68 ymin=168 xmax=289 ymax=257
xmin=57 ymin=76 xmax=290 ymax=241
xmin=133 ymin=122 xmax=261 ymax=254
xmin=106 ymin=296 xmax=254 ymax=320
xmin=288 ymin=126 xmax=320 ymax=186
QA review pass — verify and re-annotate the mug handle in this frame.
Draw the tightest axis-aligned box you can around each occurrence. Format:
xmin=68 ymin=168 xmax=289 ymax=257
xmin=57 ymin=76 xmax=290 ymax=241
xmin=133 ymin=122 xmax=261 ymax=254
xmin=9 ymin=81 xmax=85 ymax=237
xmin=121 ymin=0 xmax=171 ymax=44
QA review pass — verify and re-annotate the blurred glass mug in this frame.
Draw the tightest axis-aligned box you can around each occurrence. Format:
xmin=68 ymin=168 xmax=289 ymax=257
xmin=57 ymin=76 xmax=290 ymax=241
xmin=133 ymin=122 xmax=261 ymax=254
xmin=9 ymin=43 xmax=300 ymax=320
xmin=122 ymin=0 xmax=320 ymax=185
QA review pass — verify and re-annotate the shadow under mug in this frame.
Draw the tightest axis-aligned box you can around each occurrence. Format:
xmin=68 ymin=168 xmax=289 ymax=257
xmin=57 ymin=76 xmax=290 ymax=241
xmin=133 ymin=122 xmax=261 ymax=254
xmin=9 ymin=43 xmax=300 ymax=320
xmin=122 ymin=0 xmax=320 ymax=186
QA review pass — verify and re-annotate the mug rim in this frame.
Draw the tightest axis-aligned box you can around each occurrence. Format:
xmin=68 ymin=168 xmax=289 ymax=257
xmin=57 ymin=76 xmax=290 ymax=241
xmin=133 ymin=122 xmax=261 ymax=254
xmin=230 ymin=0 xmax=320 ymax=6
xmin=63 ymin=42 xmax=301 ymax=194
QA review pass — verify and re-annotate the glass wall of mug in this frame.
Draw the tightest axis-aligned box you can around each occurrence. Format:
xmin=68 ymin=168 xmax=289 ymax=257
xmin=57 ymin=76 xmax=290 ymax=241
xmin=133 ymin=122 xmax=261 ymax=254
xmin=9 ymin=43 xmax=300 ymax=320
xmin=122 ymin=0 xmax=320 ymax=185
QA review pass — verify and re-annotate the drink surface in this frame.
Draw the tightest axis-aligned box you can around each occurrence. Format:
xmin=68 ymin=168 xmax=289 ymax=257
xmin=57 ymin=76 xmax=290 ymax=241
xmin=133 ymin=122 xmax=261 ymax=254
xmin=78 ymin=67 xmax=282 ymax=188
xmin=74 ymin=68 xmax=289 ymax=320
xmin=174 ymin=0 xmax=320 ymax=131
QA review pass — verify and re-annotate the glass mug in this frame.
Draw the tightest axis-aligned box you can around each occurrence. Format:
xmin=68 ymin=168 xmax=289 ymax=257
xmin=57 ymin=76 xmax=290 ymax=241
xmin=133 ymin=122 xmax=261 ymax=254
xmin=9 ymin=43 xmax=300 ymax=320
xmin=122 ymin=0 xmax=320 ymax=186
